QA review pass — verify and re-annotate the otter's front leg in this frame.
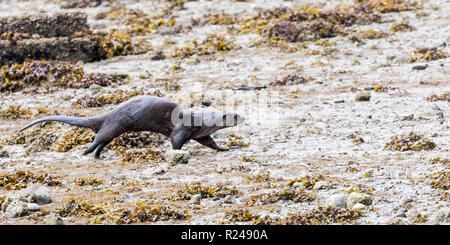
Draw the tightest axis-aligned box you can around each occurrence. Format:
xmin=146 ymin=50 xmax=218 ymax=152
xmin=195 ymin=136 xmax=228 ymax=151
xmin=170 ymin=127 xmax=192 ymax=149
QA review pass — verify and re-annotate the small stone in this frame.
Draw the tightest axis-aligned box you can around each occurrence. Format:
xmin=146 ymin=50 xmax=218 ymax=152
xmin=347 ymin=192 xmax=372 ymax=209
xmin=0 ymin=150 xmax=9 ymax=158
xmin=410 ymin=139 xmax=436 ymax=151
xmin=165 ymin=150 xmax=191 ymax=164
xmin=388 ymin=217 xmax=407 ymax=225
xmin=89 ymin=84 xmax=102 ymax=91
xmin=334 ymin=100 xmax=345 ymax=103
xmin=406 ymin=209 xmax=420 ymax=219
xmin=45 ymin=213 xmax=64 ymax=225
xmin=16 ymin=184 xmax=52 ymax=204
xmin=254 ymin=168 xmax=270 ymax=177
xmin=428 ymin=207 xmax=450 ymax=224
xmin=151 ymin=166 xmax=167 ymax=175
xmin=223 ymin=195 xmax=234 ymax=204
xmin=3 ymin=200 xmax=29 ymax=218
xmin=159 ymin=27 xmax=176 ymax=35
xmin=395 ymin=208 xmax=407 ymax=218
xmin=190 ymin=194 xmax=202 ymax=204
xmin=401 ymin=114 xmax=414 ymax=121
xmin=351 ymin=203 xmax=367 ymax=210
xmin=312 ymin=181 xmax=330 ymax=190
xmin=26 ymin=203 xmax=41 ymax=212
xmin=150 ymin=51 xmax=166 ymax=61
xmin=412 ymin=64 xmax=428 ymax=70
xmin=326 ymin=194 xmax=347 ymax=208
xmin=292 ymin=182 xmax=303 ymax=189
xmin=396 ymin=54 xmax=410 ymax=63
xmin=355 ymin=92 xmax=371 ymax=101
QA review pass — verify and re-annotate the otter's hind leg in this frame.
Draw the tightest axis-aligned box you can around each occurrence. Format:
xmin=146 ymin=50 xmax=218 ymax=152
xmin=94 ymin=141 xmax=112 ymax=159
xmin=195 ymin=136 xmax=228 ymax=151
xmin=84 ymin=126 xmax=121 ymax=158
xmin=83 ymin=138 xmax=101 ymax=155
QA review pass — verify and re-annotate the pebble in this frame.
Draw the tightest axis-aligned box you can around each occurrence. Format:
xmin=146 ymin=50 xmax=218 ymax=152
xmin=16 ymin=184 xmax=52 ymax=204
xmin=394 ymin=208 xmax=407 ymax=218
xmin=159 ymin=27 xmax=176 ymax=35
xmin=351 ymin=203 xmax=367 ymax=210
xmin=190 ymin=194 xmax=202 ymax=204
xmin=1 ymin=184 xmax=52 ymax=218
xmin=396 ymin=54 xmax=411 ymax=63
xmin=223 ymin=195 xmax=234 ymax=204
xmin=355 ymin=92 xmax=371 ymax=101
xmin=89 ymin=84 xmax=102 ymax=91
xmin=165 ymin=150 xmax=191 ymax=164
xmin=150 ymin=51 xmax=166 ymax=61
xmin=412 ymin=64 xmax=428 ymax=70
xmin=410 ymin=138 xmax=436 ymax=151
xmin=0 ymin=150 xmax=9 ymax=158
xmin=45 ymin=213 xmax=64 ymax=225
xmin=388 ymin=217 xmax=407 ymax=225
xmin=312 ymin=181 xmax=330 ymax=190
xmin=326 ymin=194 xmax=347 ymax=208
xmin=2 ymin=200 xmax=29 ymax=218
xmin=347 ymin=192 xmax=372 ymax=209
xmin=429 ymin=207 xmax=450 ymax=224
xmin=26 ymin=203 xmax=41 ymax=212
xmin=405 ymin=209 xmax=420 ymax=219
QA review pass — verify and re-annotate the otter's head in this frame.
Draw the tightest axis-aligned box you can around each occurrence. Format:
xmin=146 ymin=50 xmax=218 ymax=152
xmin=175 ymin=109 xmax=244 ymax=139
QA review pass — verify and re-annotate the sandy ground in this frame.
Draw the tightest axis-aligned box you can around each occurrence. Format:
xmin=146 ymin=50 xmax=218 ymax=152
xmin=0 ymin=0 xmax=449 ymax=224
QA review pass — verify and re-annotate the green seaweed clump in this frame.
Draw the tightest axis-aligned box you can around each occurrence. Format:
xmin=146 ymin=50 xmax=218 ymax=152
xmin=58 ymin=198 xmax=107 ymax=217
xmin=384 ymin=132 xmax=436 ymax=151
xmin=429 ymin=171 xmax=450 ymax=190
xmin=390 ymin=22 xmax=414 ymax=32
xmin=172 ymin=32 xmax=237 ymax=58
xmin=280 ymin=206 xmax=362 ymax=225
xmin=248 ymin=187 xmax=316 ymax=205
xmin=221 ymin=209 xmax=263 ymax=223
xmin=426 ymin=92 xmax=449 ymax=102
xmin=111 ymin=204 xmax=189 ymax=224
xmin=119 ymin=148 xmax=165 ymax=164
xmin=0 ymin=105 xmax=32 ymax=119
xmin=354 ymin=0 xmax=421 ymax=13
xmin=0 ymin=60 xmax=127 ymax=93
xmin=72 ymin=89 xmax=162 ymax=108
xmin=74 ymin=177 xmax=104 ymax=187
xmin=168 ymin=182 xmax=239 ymax=201
xmin=410 ymin=47 xmax=448 ymax=63
xmin=0 ymin=170 xmax=62 ymax=190
xmin=287 ymin=175 xmax=326 ymax=189
xmin=51 ymin=127 xmax=94 ymax=152
xmin=109 ymin=131 xmax=166 ymax=150
xmin=99 ymin=30 xmax=152 ymax=57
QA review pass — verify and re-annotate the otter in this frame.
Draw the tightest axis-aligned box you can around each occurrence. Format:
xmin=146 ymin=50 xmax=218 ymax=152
xmin=17 ymin=96 xmax=245 ymax=158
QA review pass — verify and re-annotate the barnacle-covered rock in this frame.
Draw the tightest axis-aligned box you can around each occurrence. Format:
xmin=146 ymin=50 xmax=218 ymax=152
xmin=385 ymin=132 xmax=435 ymax=151
xmin=410 ymin=47 xmax=448 ymax=63
xmin=0 ymin=12 xmax=88 ymax=38
xmin=409 ymin=138 xmax=436 ymax=151
xmin=165 ymin=149 xmax=191 ymax=164
xmin=0 ymin=60 xmax=127 ymax=92
xmin=347 ymin=192 xmax=372 ymax=209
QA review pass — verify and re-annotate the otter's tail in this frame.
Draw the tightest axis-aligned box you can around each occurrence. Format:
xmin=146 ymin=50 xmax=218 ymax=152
xmin=17 ymin=116 xmax=104 ymax=133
